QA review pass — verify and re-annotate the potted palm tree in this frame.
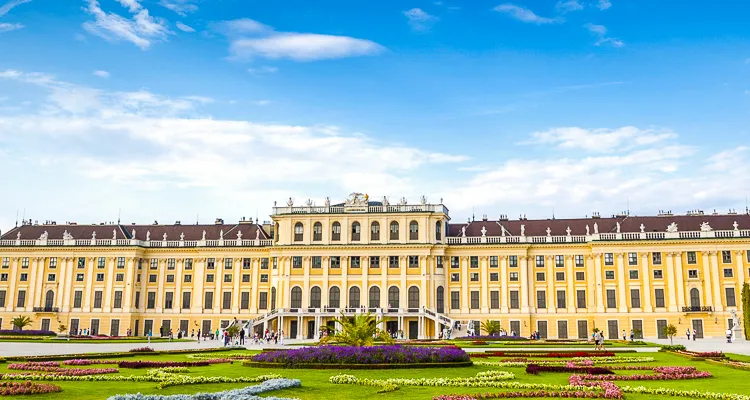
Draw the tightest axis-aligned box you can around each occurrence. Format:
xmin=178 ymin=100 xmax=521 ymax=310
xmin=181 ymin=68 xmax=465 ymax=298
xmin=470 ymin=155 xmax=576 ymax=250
xmin=11 ymin=315 xmax=33 ymax=332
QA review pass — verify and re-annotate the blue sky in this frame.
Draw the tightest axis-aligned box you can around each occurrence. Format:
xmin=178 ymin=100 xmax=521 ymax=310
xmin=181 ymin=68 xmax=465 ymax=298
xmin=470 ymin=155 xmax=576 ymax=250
xmin=1 ymin=0 xmax=749 ymax=231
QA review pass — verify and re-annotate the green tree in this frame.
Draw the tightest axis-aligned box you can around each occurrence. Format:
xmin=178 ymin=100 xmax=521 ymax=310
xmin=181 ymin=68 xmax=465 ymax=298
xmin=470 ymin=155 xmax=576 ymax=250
xmin=663 ymin=324 xmax=678 ymax=345
xmin=742 ymin=283 xmax=750 ymax=339
xmin=320 ymin=312 xmax=394 ymax=346
xmin=11 ymin=315 xmax=33 ymax=331
xmin=481 ymin=320 xmax=502 ymax=336
xmin=226 ymin=324 xmax=241 ymax=338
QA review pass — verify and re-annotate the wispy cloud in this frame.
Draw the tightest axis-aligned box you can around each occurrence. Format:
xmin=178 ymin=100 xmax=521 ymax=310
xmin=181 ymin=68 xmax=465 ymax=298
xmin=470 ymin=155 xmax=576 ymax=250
xmin=493 ymin=4 xmax=559 ymax=24
xmin=230 ymin=32 xmax=385 ymax=62
xmin=0 ymin=0 xmax=31 ymax=17
xmin=597 ymin=0 xmax=612 ymax=10
xmin=247 ymin=66 xmax=278 ymax=74
xmin=93 ymin=70 xmax=110 ymax=78
xmin=82 ymin=0 xmax=172 ymax=50
xmin=403 ymin=8 xmax=439 ymax=32
xmin=160 ymin=0 xmax=197 ymax=16
xmin=253 ymin=100 xmax=271 ymax=106
xmin=584 ymin=23 xmax=624 ymax=47
xmin=0 ymin=21 xmax=22 ymax=32
xmin=521 ymin=126 xmax=677 ymax=153
xmin=175 ymin=21 xmax=194 ymax=32
xmin=555 ymin=0 xmax=583 ymax=13
xmin=215 ymin=18 xmax=272 ymax=36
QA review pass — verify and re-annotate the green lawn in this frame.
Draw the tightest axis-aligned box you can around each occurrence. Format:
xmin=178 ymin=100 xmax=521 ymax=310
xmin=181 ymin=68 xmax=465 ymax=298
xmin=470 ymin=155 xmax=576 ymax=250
xmin=0 ymin=350 xmax=748 ymax=399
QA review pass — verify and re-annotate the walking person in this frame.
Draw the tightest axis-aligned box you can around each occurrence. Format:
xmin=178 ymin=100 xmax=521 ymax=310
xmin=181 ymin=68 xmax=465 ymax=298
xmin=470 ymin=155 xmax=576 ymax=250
xmin=239 ymin=328 xmax=245 ymax=345
xmin=692 ymin=329 xmax=697 ymax=341
xmin=147 ymin=330 xmax=152 ymax=344
xmin=629 ymin=329 xmax=634 ymax=342
xmin=622 ymin=330 xmax=626 ymax=341
xmin=686 ymin=329 xmax=691 ymax=341
xmin=197 ymin=329 xmax=201 ymax=342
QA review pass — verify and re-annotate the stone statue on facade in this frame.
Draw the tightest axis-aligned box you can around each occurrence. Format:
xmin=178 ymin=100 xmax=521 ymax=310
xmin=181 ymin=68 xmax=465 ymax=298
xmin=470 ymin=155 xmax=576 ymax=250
xmin=16 ymin=232 xmax=20 ymax=240
xmin=201 ymin=230 xmax=206 ymax=241
xmin=92 ymin=231 xmax=97 ymax=240
xmin=364 ymin=193 xmax=369 ymax=203
xmin=734 ymin=221 xmax=740 ymax=231
xmin=399 ymin=197 xmax=407 ymax=206
xmin=586 ymin=225 xmax=590 ymax=235
xmin=345 ymin=193 xmax=367 ymax=207
xmin=113 ymin=229 xmax=117 ymax=240
xmin=640 ymin=223 xmax=645 ymax=233
xmin=305 ymin=198 xmax=313 ymax=207
xmin=382 ymin=196 xmax=389 ymax=207
xmin=700 ymin=222 xmax=713 ymax=232
xmin=546 ymin=227 xmax=551 ymax=236
xmin=481 ymin=226 xmax=487 ymax=237
xmin=255 ymin=228 xmax=260 ymax=240
xmin=287 ymin=197 xmax=294 ymax=207
xmin=237 ymin=230 xmax=243 ymax=239
xmin=593 ymin=223 xmax=599 ymax=234
xmin=666 ymin=222 xmax=678 ymax=233
xmin=461 ymin=225 xmax=467 ymax=237
xmin=420 ymin=195 xmax=427 ymax=205
xmin=180 ymin=232 xmax=185 ymax=241
xmin=146 ymin=231 xmax=151 ymax=241
xmin=520 ymin=224 xmax=525 ymax=237
xmin=163 ymin=232 xmax=168 ymax=241
xmin=500 ymin=225 xmax=507 ymax=237
xmin=566 ymin=226 xmax=571 ymax=236
xmin=616 ymin=222 xmax=621 ymax=233
xmin=219 ymin=230 xmax=224 ymax=240
xmin=324 ymin=197 xmax=331 ymax=207
xmin=63 ymin=230 xmax=73 ymax=240
xmin=39 ymin=231 xmax=48 ymax=240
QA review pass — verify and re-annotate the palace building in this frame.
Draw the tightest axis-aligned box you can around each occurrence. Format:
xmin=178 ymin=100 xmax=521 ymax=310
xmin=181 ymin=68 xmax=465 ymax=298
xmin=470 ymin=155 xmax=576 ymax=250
xmin=0 ymin=193 xmax=748 ymax=340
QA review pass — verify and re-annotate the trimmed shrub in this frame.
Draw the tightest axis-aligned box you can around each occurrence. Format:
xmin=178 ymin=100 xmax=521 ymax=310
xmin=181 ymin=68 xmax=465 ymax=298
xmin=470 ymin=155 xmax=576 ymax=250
xmin=0 ymin=330 xmax=56 ymax=336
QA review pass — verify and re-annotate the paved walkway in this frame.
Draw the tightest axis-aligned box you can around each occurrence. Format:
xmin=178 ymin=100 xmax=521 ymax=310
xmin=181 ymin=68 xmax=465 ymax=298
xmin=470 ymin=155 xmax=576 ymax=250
xmin=650 ymin=337 xmax=750 ymax=354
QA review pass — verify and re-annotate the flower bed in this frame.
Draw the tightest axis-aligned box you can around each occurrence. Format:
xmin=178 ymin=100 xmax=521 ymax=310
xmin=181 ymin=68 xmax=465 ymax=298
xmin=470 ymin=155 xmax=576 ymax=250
xmin=454 ymin=336 xmax=527 ymax=341
xmin=0 ymin=330 xmax=56 ymax=336
xmin=705 ymin=359 xmax=750 ymax=371
xmin=107 ymin=378 xmax=301 ymax=400
xmin=473 ymin=351 xmax=616 ymax=358
xmin=433 ymin=381 xmax=623 ymax=399
xmin=673 ymin=350 xmax=726 ymax=359
xmin=472 ymin=356 xmax=654 ymax=368
xmin=330 ymin=370 xmax=516 ymax=393
xmin=7 ymin=363 xmax=118 ymax=375
xmin=0 ymin=381 xmax=62 ymax=395
xmin=471 ymin=340 xmax=489 ymax=346
xmin=569 ymin=368 xmax=711 ymax=383
xmin=129 ymin=347 xmax=155 ymax=353
xmin=248 ymin=345 xmax=471 ymax=368
xmin=118 ymin=360 xmax=229 ymax=369
xmin=3 ymin=347 xmax=241 ymax=362
xmin=526 ymin=364 xmax=614 ymax=375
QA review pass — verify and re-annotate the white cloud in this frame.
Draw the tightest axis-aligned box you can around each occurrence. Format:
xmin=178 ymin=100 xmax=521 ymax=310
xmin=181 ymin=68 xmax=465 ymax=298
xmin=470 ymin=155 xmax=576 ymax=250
xmin=0 ymin=0 xmax=31 ymax=17
xmin=585 ymin=23 xmax=607 ymax=35
xmin=116 ymin=0 xmax=141 ymax=13
xmin=82 ymin=0 xmax=172 ymax=50
xmin=493 ymin=4 xmax=559 ymax=24
xmin=230 ymin=33 xmax=385 ymax=61
xmin=585 ymin=23 xmax=624 ymax=47
xmin=160 ymin=0 xmax=197 ymax=16
xmin=403 ymin=8 xmax=439 ymax=32
xmin=555 ymin=0 xmax=583 ymax=13
xmin=252 ymin=100 xmax=271 ymax=106
xmin=175 ymin=21 xmax=194 ymax=32
xmin=522 ymin=126 xmax=678 ymax=153
xmin=216 ymin=18 xmax=272 ymax=36
xmin=93 ymin=70 xmax=110 ymax=78
xmin=0 ymin=21 xmax=22 ymax=32
xmin=247 ymin=66 xmax=278 ymax=74
xmin=597 ymin=0 xmax=612 ymax=10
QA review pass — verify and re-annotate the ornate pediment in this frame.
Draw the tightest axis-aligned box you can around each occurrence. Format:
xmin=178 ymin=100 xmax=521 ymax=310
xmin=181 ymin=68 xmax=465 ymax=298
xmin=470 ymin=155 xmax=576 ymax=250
xmin=344 ymin=192 xmax=368 ymax=207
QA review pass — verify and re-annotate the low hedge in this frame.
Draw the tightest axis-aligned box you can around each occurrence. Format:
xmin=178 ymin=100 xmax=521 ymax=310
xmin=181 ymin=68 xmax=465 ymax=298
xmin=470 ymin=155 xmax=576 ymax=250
xmin=243 ymin=360 xmax=475 ymax=369
xmin=0 ymin=330 xmax=56 ymax=336
xmin=659 ymin=345 xmax=687 ymax=352
xmin=526 ymin=364 xmax=614 ymax=375
xmin=2 ymin=347 xmax=244 ymax=362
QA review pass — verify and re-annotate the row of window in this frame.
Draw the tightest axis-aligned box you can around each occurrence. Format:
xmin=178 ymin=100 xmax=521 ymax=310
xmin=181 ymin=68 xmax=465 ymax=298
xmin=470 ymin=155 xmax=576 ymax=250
xmin=293 ymin=220 xmax=442 ymax=242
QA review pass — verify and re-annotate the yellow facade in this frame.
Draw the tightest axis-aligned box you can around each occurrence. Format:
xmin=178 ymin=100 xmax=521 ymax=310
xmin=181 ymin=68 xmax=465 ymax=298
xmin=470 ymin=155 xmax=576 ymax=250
xmin=1 ymin=195 xmax=748 ymax=340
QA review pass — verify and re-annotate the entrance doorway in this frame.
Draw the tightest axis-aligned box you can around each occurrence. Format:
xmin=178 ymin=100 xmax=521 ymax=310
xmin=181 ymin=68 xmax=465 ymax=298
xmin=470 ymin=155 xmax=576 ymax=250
xmin=307 ymin=320 xmax=315 ymax=339
xmin=290 ymin=320 xmax=298 ymax=339
xmin=386 ymin=321 xmax=398 ymax=337
xmin=408 ymin=321 xmax=418 ymax=339
xmin=692 ymin=320 xmax=704 ymax=338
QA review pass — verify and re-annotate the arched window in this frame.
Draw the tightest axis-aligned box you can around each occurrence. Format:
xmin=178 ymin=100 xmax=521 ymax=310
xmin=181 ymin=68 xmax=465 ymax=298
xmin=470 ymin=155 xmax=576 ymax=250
xmin=329 ymin=286 xmax=341 ymax=308
xmin=349 ymin=286 xmax=361 ymax=308
xmin=294 ymin=222 xmax=303 ymax=242
xmin=690 ymin=288 xmax=700 ymax=308
xmin=408 ymin=286 xmax=420 ymax=309
xmin=271 ymin=287 xmax=276 ymax=310
xmin=435 ymin=221 xmax=442 ymax=241
xmin=310 ymin=286 xmax=321 ymax=308
xmin=389 ymin=221 xmax=399 ymax=240
xmin=290 ymin=286 xmax=302 ymax=309
xmin=371 ymin=222 xmax=380 ymax=241
xmin=44 ymin=290 xmax=55 ymax=309
xmin=436 ymin=286 xmax=444 ymax=313
xmin=388 ymin=286 xmax=400 ymax=309
xmin=332 ymin=222 xmax=341 ymax=241
xmin=409 ymin=220 xmax=419 ymax=240
xmin=313 ymin=222 xmax=323 ymax=241
xmin=369 ymin=286 xmax=380 ymax=308
xmin=351 ymin=221 xmax=361 ymax=241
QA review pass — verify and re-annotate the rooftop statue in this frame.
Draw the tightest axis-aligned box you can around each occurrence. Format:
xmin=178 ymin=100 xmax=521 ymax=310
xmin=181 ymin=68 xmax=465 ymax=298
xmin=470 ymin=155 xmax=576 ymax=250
xmin=666 ymin=222 xmax=678 ymax=233
xmin=700 ymin=222 xmax=713 ymax=232
xmin=640 ymin=223 xmax=645 ymax=233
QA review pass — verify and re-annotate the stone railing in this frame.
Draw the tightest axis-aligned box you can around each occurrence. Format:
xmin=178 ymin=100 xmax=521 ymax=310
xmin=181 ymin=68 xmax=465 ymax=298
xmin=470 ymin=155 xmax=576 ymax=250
xmin=446 ymin=229 xmax=750 ymax=245
xmin=272 ymin=204 xmax=449 ymax=215
xmin=0 ymin=238 xmax=274 ymax=248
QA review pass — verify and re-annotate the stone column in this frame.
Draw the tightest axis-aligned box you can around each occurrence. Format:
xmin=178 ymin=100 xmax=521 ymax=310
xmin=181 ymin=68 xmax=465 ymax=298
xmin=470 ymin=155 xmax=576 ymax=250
xmin=250 ymin=259 xmax=259 ymax=313
xmin=641 ymin=253 xmax=652 ymax=312
xmin=500 ymin=256 xmax=509 ymax=313
xmin=480 ymin=256 xmax=489 ymax=313
xmin=674 ymin=252 xmax=685 ymax=309
xmin=709 ymin=251 xmax=722 ymax=312
xmin=83 ymin=257 xmax=95 ymax=312
xmin=615 ymin=253 xmax=628 ymax=313
xmin=156 ymin=259 xmax=165 ymax=313
xmin=593 ymin=254 xmax=605 ymax=312
xmin=736 ymin=250 xmax=746 ymax=289
xmin=566 ymin=255 xmax=575 ymax=313
xmin=175 ymin=259 xmax=184 ymax=313
xmin=586 ymin=255 xmax=596 ymax=312
xmin=123 ymin=258 xmax=136 ymax=311
xmin=232 ymin=258 xmax=241 ymax=313
xmin=342 ymin=256 xmax=350 ymax=307
xmin=546 ymin=256 xmax=556 ymax=314
xmin=213 ymin=258 xmax=222 ymax=313
xmin=379 ymin=256 xmax=387 ymax=308
xmin=27 ymin=257 xmax=40 ymax=309
xmin=363 ymin=256 xmax=370 ymax=307
xmin=6 ymin=258 xmax=19 ymax=311
xmin=103 ymin=257 xmax=116 ymax=312
xmin=520 ymin=256 xmax=531 ymax=313
xmin=420 ymin=256 xmax=428 ymax=309
xmin=665 ymin=253 xmax=678 ymax=312
xmin=192 ymin=258 xmax=205 ymax=314
xmin=56 ymin=257 xmax=68 ymax=309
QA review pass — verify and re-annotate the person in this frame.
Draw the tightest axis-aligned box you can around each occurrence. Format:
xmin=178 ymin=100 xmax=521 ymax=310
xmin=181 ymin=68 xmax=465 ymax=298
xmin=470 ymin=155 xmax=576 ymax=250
xmin=594 ymin=331 xmax=601 ymax=350
xmin=168 ymin=329 xmax=173 ymax=342
xmin=686 ymin=329 xmax=691 ymax=341
xmin=280 ymin=330 xmax=284 ymax=345
xmin=726 ymin=328 xmax=733 ymax=343
xmin=692 ymin=329 xmax=697 ymax=341
xmin=197 ymin=329 xmax=201 ymax=342
xmin=215 ymin=328 xmax=220 ymax=341
xmin=629 ymin=329 xmax=634 ymax=341
xmin=622 ymin=330 xmax=626 ymax=341
xmin=147 ymin=329 xmax=152 ymax=343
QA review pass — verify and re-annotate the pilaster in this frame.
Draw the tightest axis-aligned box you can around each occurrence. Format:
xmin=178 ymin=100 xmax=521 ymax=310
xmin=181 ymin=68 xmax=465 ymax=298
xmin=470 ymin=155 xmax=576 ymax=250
xmin=641 ymin=253 xmax=652 ymax=312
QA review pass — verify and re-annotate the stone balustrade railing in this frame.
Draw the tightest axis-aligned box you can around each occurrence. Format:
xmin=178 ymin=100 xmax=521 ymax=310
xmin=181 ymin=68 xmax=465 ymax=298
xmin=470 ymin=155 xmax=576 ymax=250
xmin=446 ymin=229 xmax=750 ymax=244
xmin=272 ymin=204 xmax=449 ymax=215
xmin=0 ymin=238 xmax=274 ymax=248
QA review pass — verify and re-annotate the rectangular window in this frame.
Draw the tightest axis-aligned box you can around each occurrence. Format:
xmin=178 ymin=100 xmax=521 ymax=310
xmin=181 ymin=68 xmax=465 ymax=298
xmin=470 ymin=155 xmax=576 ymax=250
xmin=436 ymin=256 xmax=443 ymax=269
xmin=653 ymin=269 xmax=663 ymax=279
xmin=167 ymin=258 xmax=176 ymax=270
xmin=688 ymin=269 xmax=698 ymax=279
xmin=260 ymin=274 xmax=268 ymax=283
xmin=150 ymin=259 xmax=158 ymax=270
xmin=536 ymin=290 xmax=546 ymax=309
xmin=184 ymin=274 xmax=192 ymax=283
xmin=470 ymin=272 xmax=479 ymax=282
xmin=509 ymin=272 xmax=519 ymax=281
xmin=115 ymin=273 xmax=124 ymax=282
xmin=16 ymin=290 xmax=26 ymax=307
xmin=149 ymin=274 xmax=157 ymax=283
xmin=450 ymin=256 xmax=459 ymax=269
xmin=557 ymin=320 xmax=568 ymax=339
xmin=606 ymin=289 xmax=616 ymax=309
xmin=450 ymin=273 xmax=459 ymax=282
xmin=49 ymin=257 xmax=57 ymax=269
xmin=224 ymin=274 xmax=232 ymax=283
xmin=330 ymin=256 xmax=341 ymax=268
xmin=576 ymin=290 xmax=586 ymax=308
xmin=134 ymin=292 xmax=140 ymax=309
xmin=0 ymin=273 xmax=6 ymax=281
xmin=312 ymin=256 xmax=322 ymax=268
xmin=450 ymin=291 xmax=460 ymax=309
xmin=555 ymin=272 xmax=565 ymax=281
xmin=490 ymin=256 xmax=498 ymax=268
xmin=687 ymin=252 xmax=697 ymax=264
xmin=184 ymin=258 xmax=193 ymax=270
xmin=258 ymin=292 xmax=267 ymax=310
xmin=261 ymin=258 xmax=269 ymax=269
xmin=204 ymin=292 xmax=213 ymax=309
xmin=98 ymin=257 xmax=106 ymax=269
xmin=47 ymin=273 xmax=55 ymax=281
xmin=223 ymin=258 xmax=233 ymax=269
xmin=652 ymin=252 xmax=662 ymax=265
xmin=535 ymin=255 xmax=544 ymax=268
xmin=182 ymin=292 xmax=191 ymax=309
xmin=206 ymin=274 xmax=214 ymax=283
xmin=605 ymin=271 xmax=615 ymax=280
xmin=273 ymin=257 xmax=278 ymax=269
xmin=110 ymin=319 xmax=120 ymax=337
xmin=19 ymin=273 xmax=28 ymax=281
xmin=575 ymin=271 xmax=585 ymax=281
xmin=242 ymin=258 xmax=251 ymax=269
xmin=722 ymin=250 xmax=732 ymax=264
xmin=164 ymin=292 xmax=174 ymax=309
xmin=77 ymin=257 xmax=86 ymax=268
xmin=629 ymin=270 xmax=639 ymax=279
xmin=536 ymin=272 xmax=545 ymax=281
xmin=509 ymin=256 xmax=518 ymax=268
xmin=96 ymin=273 xmax=104 ymax=282
xmin=630 ymin=289 xmax=641 ymax=308
xmin=628 ymin=252 xmax=638 ymax=265
xmin=242 ymin=292 xmax=251 ymax=310
xmin=74 ymin=291 xmax=83 ymax=308
xmin=726 ymin=287 xmax=737 ymax=307
xmin=92 ymin=291 xmax=103 ymax=308
xmin=509 ymin=290 xmax=519 ymax=309
xmin=292 ymin=256 xmax=302 ymax=268
xmin=724 ymin=268 xmax=734 ymax=278
xmin=604 ymin=253 xmax=614 ymax=265
xmin=389 ymin=256 xmax=399 ymax=268
xmin=490 ymin=291 xmax=499 ymax=309
xmin=470 ymin=291 xmax=479 ymax=309
xmin=577 ymin=320 xmax=589 ymax=339
xmin=166 ymin=274 xmax=175 ymax=283
xmin=556 ymin=290 xmax=566 ymax=309
xmin=351 ymin=256 xmax=361 ymax=268
xmin=116 ymin=257 xmax=125 ymax=269
xmin=470 ymin=256 xmax=479 ymax=268
xmin=555 ymin=255 xmax=564 ymax=268
xmin=408 ymin=256 xmax=419 ymax=268
xmin=147 ymin=292 xmax=156 ymax=309
xmin=1 ymin=257 xmax=9 ymax=268
xmin=575 ymin=255 xmax=584 ymax=267
xmin=654 ymin=288 xmax=665 ymax=308
xmin=207 ymin=258 xmax=216 ymax=269
xmin=242 ymin=274 xmax=250 ymax=283
xmin=489 ymin=272 xmax=499 ymax=282
xmin=0 ymin=290 xmax=5 ymax=307
xmin=632 ymin=320 xmax=644 ymax=339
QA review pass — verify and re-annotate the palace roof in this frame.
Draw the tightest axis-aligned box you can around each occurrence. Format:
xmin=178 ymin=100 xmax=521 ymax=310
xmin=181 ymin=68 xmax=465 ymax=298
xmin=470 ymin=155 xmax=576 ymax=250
xmin=0 ymin=222 xmax=269 ymax=241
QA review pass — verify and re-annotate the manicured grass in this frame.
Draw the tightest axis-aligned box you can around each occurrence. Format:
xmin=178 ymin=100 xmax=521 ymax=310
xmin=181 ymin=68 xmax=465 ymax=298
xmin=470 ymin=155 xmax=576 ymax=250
xmin=1 ymin=349 xmax=748 ymax=399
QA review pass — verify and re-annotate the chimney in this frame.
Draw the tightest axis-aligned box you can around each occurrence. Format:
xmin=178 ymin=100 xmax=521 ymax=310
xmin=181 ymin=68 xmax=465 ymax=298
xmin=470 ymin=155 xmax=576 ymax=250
xmin=215 ymin=218 xmax=224 ymax=225
xmin=175 ymin=221 xmax=181 ymax=225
